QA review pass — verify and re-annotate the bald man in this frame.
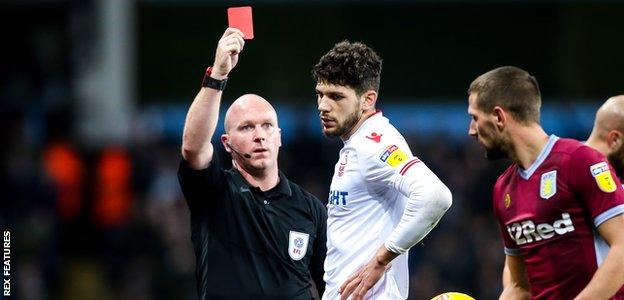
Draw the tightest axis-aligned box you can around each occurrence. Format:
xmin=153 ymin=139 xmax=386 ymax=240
xmin=178 ymin=28 xmax=327 ymax=300
xmin=587 ymin=95 xmax=624 ymax=182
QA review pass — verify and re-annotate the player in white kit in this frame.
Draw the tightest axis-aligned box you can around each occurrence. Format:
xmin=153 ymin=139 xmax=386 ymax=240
xmin=312 ymin=41 xmax=453 ymax=300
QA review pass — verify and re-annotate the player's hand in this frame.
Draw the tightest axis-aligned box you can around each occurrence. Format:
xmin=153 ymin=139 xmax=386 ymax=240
xmin=212 ymin=28 xmax=245 ymax=79
xmin=338 ymin=258 xmax=391 ymax=300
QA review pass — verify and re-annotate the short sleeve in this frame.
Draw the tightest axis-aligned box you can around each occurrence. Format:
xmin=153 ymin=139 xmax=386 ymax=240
xmin=492 ymin=178 xmax=521 ymax=256
xmin=500 ymin=225 xmax=521 ymax=256
xmin=568 ymin=146 xmax=624 ymax=227
xmin=177 ymin=151 xmax=226 ymax=213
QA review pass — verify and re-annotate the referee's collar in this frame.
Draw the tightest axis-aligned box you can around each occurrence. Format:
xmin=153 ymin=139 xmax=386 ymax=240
xmin=231 ymin=169 xmax=292 ymax=197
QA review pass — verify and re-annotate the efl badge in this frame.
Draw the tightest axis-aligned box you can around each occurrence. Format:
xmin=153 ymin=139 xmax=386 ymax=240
xmin=590 ymin=162 xmax=617 ymax=193
xmin=288 ymin=231 xmax=309 ymax=261
xmin=540 ymin=170 xmax=557 ymax=199
xmin=379 ymin=145 xmax=408 ymax=167
xmin=504 ymin=193 xmax=512 ymax=208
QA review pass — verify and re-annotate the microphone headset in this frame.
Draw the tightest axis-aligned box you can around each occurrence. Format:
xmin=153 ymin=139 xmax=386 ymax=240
xmin=227 ymin=142 xmax=252 ymax=159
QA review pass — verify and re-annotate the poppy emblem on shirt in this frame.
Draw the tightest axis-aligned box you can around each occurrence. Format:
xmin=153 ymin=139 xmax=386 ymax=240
xmin=338 ymin=151 xmax=348 ymax=177
xmin=366 ymin=132 xmax=382 ymax=143
xmin=590 ymin=162 xmax=617 ymax=193
xmin=540 ymin=170 xmax=557 ymax=199
xmin=288 ymin=231 xmax=309 ymax=261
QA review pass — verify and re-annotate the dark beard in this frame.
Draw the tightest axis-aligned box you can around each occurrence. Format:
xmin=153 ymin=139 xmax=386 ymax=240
xmin=323 ymin=110 xmax=361 ymax=138
xmin=607 ymin=144 xmax=624 ymax=180
xmin=484 ymin=137 xmax=509 ymax=160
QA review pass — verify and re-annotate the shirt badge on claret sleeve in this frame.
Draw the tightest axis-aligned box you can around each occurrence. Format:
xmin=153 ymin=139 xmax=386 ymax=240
xmin=540 ymin=170 xmax=557 ymax=199
xmin=504 ymin=193 xmax=512 ymax=208
xmin=590 ymin=162 xmax=617 ymax=193
xmin=288 ymin=231 xmax=309 ymax=261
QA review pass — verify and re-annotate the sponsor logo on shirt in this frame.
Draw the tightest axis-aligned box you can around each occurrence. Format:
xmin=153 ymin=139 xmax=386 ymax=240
xmin=366 ymin=132 xmax=383 ymax=143
xmin=288 ymin=231 xmax=309 ymax=261
xmin=379 ymin=145 xmax=408 ymax=167
xmin=590 ymin=162 xmax=617 ymax=193
xmin=540 ymin=170 xmax=557 ymax=199
xmin=328 ymin=190 xmax=348 ymax=205
xmin=506 ymin=213 xmax=575 ymax=246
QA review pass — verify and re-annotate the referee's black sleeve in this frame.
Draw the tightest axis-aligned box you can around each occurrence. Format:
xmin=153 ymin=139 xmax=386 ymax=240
xmin=310 ymin=201 xmax=327 ymax=295
xmin=177 ymin=151 xmax=225 ymax=213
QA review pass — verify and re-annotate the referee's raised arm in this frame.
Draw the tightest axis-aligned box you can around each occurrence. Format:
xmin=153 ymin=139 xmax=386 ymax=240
xmin=181 ymin=28 xmax=245 ymax=170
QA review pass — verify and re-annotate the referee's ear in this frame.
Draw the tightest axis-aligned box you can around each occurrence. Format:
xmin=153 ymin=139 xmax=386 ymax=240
xmin=277 ymin=128 xmax=282 ymax=148
xmin=221 ymin=134 xmax=232 ymax=154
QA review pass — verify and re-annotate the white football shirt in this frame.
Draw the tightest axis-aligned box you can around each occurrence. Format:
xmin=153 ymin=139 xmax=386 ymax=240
xmin=323 ymin=112 xmax=423 ymax=300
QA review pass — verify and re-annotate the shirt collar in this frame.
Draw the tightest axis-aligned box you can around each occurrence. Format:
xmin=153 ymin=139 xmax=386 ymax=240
xmin=343 ymin=109 xmax=384 ymax=143
xmin=518 ymin=134 xmax=559 ymax=179
xmin=231 ymin=168 xmax=292 ymax=197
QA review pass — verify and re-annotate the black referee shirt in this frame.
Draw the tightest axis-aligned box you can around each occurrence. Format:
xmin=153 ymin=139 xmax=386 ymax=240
xmin=178 ymin=152 xmax=327 ymax=300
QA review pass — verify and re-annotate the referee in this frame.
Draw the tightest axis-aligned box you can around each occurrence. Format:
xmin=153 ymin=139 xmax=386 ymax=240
xmin=178 ymin=28 xmax=327 ymax=299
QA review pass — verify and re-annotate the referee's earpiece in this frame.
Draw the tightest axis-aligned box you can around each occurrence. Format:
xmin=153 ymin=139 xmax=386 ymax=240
xmin=227 ymin=141 xmax=252 ymax=159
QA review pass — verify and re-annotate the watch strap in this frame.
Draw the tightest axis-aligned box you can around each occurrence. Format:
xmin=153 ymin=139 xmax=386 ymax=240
xmin=201 ymin=67 xmax=227 ymax=91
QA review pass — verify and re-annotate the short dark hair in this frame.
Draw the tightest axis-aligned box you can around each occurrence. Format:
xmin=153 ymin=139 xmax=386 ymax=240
xmin=312 ymin=40 xmax=382 ymax=96
xmin=468 ymin=66 xmax=542 ymax=124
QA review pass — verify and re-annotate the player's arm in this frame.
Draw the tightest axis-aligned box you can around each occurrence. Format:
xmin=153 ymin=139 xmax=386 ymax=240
xmin=568 ymin=146 xmax=624 ymax=299
xmin=383 ymin=160 xmax=452 ymax=252
xmin=500 ymin=255 xmax=530 ymax=300
xmin=574 ymin=214 xmax=624 ymax=300
xmin=339 ymin=154 xmax=452 ymax=300
xmin=181 ymin=28 xmax=244 ymax=170
xmin=502 ymin=259 xmax=511 ymax=288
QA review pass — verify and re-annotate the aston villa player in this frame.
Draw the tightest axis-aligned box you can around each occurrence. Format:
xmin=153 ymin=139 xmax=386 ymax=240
xmin=467 ymin=67 xmax=624 ymax=299
xmin=587 ymin=96 xmax=624 ymax=186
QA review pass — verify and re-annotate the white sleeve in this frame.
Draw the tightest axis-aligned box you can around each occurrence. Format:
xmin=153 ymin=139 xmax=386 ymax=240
xmin=384 ymin=160 xmax=452 ymax=254
xmin=362 ymin=143 xmax=452 ymax=254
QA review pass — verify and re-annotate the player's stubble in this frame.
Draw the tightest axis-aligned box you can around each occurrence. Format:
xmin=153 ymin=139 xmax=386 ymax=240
xmin=483 ymin=135 xmax=512 ymax=161
xmin=322 ymin=105 xmax=362 ymax=138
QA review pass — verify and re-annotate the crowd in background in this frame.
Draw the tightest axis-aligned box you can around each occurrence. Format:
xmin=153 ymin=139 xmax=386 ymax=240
xmin=3 ymin=93 xmax=527 ymax=299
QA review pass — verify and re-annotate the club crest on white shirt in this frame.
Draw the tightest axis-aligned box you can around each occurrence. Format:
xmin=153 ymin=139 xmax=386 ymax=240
xmin=288 ymin=230 xmax=309 ymax=261
xmin=540 ymin=170 xmax=557 ymax=199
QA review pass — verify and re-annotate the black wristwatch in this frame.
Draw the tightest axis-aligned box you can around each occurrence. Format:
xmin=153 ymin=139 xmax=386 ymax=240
xmin=201 ymin=67 xmax=228 ymax=91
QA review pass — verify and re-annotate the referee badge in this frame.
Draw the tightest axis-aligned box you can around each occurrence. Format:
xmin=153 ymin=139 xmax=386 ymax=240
xmin=288 ymin=231 xmax=309 ymax=261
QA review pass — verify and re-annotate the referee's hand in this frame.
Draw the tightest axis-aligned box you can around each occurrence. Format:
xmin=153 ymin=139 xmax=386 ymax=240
xmin=212 ymin=28 xmax=245 ymax=79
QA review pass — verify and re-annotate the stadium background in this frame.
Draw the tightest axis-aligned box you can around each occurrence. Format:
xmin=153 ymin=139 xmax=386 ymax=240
xmin=2 ymin=0 xmax=623 ymax=299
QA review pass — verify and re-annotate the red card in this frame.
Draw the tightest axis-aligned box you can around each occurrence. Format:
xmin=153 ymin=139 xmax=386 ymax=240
xmin=227 ymin=6 xmax=254 ymax=40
